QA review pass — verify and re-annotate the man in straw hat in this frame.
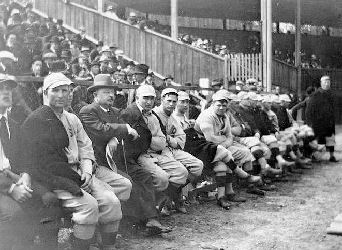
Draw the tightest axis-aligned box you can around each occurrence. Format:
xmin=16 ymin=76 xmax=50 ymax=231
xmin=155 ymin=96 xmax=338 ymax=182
xmin=23 ymin=72 xmax=130 ymax=250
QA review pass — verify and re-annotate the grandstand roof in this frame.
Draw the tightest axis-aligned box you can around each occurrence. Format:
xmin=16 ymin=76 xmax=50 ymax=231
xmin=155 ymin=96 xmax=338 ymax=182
xmin=113 ymin=0 xmax=342 ymax=27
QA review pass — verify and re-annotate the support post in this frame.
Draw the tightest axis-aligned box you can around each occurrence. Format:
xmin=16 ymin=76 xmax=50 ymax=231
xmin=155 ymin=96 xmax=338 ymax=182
xmin=261 ymin=0 xmax=266 ymax=90
xmin=224 ymin=55 xmax=228 ymax=89
xmin=171 ymin=0 xmax=178 ymax=40
xmin=98 ymin=0 xmax=104 ymax=13
xmin=295 ymin=0 xmax=301 ymax=96
xmin=266 ymin=0 xmax=272 ymax=92
xmin=261 ymin=0 xmax=272 ymax=92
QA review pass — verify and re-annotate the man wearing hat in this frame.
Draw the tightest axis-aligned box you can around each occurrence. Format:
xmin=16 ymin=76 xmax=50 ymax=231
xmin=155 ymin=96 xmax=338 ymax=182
xmin=89 ymin=40 xmax=103 ymax=62
xmin=174 ymin=91 xmax=262 ymax=206
xmin=0 ymin=76 xmax=61 ymax=250
xmin=163 ymin=74 xmax=174 ymax=86
xmin=133 ymin=63 xmax=149 ymax=85
xmin=89 ymin=60 xmax=101 ymax=80
xmin=195 ymin=90 xmax=260 ymax=203
xmin=232 ymin=93 xmax=295 ymax=174
xmin=306 ymin=75 xmax=338 ymax=162
xmin=23 ymin=73 xmax=128 ymax=250
xmin=121 ymin=85 xmax=190 ymax=214
xmin=153 ymin=88 xmax=203 ymax=213
xmin=99 ymin=55 xmax=111 ymax=74
xmin=80 ymin=75 xmax=171 ymax=235
xmin=50 ymin=36 xmax=61 ymax=58
xmin=100 ymin=46 xmax=112 ymax=58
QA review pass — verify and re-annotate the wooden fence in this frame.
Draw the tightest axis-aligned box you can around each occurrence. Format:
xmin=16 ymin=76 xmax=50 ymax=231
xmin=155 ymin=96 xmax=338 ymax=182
xmin=226 ymin=53 xmax=262 ymax=81
xmin=272 ymin=59 xmax=298 ymax=92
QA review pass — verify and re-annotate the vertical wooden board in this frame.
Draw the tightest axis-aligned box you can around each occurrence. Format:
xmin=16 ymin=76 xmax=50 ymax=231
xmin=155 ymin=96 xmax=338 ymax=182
xmin=104 ymin=18 xmax=109 ymax=44
xmin=151 ymin=36 xmax=158 ymax=72
xmin=210 ymin=58 xmax=218 ymax=82
xmin=59 ymin=1 xmax=64 ymax=20
xmin=98 ymin=16 xmax=103 ymax=42
xmin=139 ymin=31 xmax=146 ymax=64
xmin=145 ymin=34 xmax=152 ymax=68
xmin=191 ymin=50 xmax=200 ymax=85
xmin=186 ymin=47 xmax=193 ymax=84
xmin=109 ymin=19 xmax=115 ymax=45
xmin=128 ymin=28 xmax=134 ymax=59
xmin=156 ymin=38 xmax=164 ymax=77
xmin=227 ymin=54 xmax=231 ymax=81
xmin=122 ymin=25 xmax=128 ymax=54
xmin=124 ymin=26 xmax=130 ymax=57
xmin=94 ymin=13 xmax=99 ymax=40
xmin=89 ymin=12 xmax=94 ymax=38
xmin=75 ymin=6 xmax=80 ymax=29
xmin=120 ymin=25 xmax=126 ymax=53
xmin=198 ymin=53 xmax=205 ymax=81
xmin=169 ymin=42 xmax=176 ymax=81
xmin=135 ymin=29 xmax=141 ymax=61
xmin=176 ymin=44 xmax=183 ymax=83
xmin=131 ymin=28 xmax=138 ymax=60
xmin=162 ymin=40 xmax=171 ymax=76
xmin=113 ymin=21 xmax=119 ymax=47
xmin=179 ymin=45 xmax=188 ymax=84
xmin=62 ymin=1 xmax=67 ymax=24
xmin=204 ymin=55 xmax=212 ymax=82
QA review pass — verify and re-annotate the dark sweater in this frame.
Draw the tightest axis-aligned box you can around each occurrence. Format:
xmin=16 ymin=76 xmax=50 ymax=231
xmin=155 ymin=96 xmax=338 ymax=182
xmin=22 ymin=105 xmax=83 ymax=196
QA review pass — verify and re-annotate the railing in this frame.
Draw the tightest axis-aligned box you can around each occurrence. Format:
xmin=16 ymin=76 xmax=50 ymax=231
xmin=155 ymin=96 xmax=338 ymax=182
xmin=272 ymin=59 xmax=298 ymax=92
xmin=226 ymin=53 xmax=262 ymax=81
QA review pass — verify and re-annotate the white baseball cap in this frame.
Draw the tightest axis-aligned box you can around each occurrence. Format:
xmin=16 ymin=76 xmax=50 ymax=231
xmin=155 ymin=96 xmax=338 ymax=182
xmin=43 ymin=72 xmax=73 ymax=91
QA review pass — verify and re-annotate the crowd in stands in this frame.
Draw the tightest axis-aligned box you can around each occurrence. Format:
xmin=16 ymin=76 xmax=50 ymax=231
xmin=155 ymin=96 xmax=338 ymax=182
xmin=106 ymin=6 xmax=341 ymax=69
xmin=0 ymin=2 xmax=339 ymax=250
xmin=274 ymin=49 xmax=323 ymax=69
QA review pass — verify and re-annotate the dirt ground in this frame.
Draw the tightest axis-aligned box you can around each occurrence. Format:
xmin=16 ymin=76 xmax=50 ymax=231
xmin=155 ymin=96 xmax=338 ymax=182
xmin=114 ymin=127 xmax=342 ymax=250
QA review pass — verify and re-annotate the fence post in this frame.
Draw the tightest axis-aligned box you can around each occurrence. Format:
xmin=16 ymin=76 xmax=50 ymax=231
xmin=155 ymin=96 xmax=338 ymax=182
xmin=224 ymin=54 xmax=228 ymax=89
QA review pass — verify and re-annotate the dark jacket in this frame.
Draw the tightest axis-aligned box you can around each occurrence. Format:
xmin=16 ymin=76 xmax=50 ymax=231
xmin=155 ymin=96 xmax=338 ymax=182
xmin=273 ymin=106 xmax=291 ymax=131
xmin=79 ymin=102 xmax=128 ymax=167
xmin=120 ymin=103 xmax=152 ymax=160
xmin=306 ymin=88 xmax=335 ymax=142
xmin=22 ymin=105 xmax=83 ymax=196
xmin=0 ymin=117 xmax=23 ymax=193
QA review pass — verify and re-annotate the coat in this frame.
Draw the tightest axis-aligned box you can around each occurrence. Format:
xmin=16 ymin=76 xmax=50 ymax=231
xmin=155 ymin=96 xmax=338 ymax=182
xmin=22 ymin=105 xmax=84 ymax=196
xmin=306 ymin=88 xmax=335 ymax=142
xmin=0 ymin=117 xmax=22 ymax=193
xmin=79 ymin=102 xmax=129 ymax=167
xmin=120 ymin=103 xmax=152 ymax=160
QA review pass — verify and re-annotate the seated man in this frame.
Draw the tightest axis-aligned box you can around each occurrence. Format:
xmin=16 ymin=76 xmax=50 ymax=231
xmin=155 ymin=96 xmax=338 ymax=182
xmin=120 ymin=85 xmax=189 ymax=213
xmin=174 ymin=91 xmax=261 ymax=209
xmin=22 ymin=73 xmax=131 ymax=250
xmin=227 ymin=93 xmax=283 ymax=177
xmin=273 ymin=94 xmax=312 ymax=167
xmin=195 ymin=90 xmax=261 ymax=204
xmin=153 ymin=88 xmax=204 ymax=212
xmin=232 ymin=92 xmax=294 ymax=173
xmin=80 ymin=74 xmax=170 ymax=234
xmin=0 ymin=76 xmax=60 ymax=250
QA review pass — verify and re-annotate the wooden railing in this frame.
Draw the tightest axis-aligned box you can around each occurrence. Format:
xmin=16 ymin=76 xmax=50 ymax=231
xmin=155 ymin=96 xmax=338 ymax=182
xmin=272 ymin=59 xmax=298 ymax=92
xmin=226 ymin=53 xmax=262 ymax=81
